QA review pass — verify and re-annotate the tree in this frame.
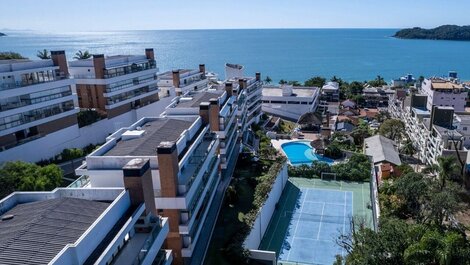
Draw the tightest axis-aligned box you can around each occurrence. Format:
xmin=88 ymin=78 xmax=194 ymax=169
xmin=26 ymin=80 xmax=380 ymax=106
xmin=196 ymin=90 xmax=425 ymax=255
xmin=368 ymin=75 xmax=387 ymax=87
xmin=324 ymin=142 xmax=343 ymax=159
xmin=400 ymin=138 xmax=417 ymax=157
xmin=0 ymin=52 xmax=26 ymax=60
xmin=348 ymin=81 xmax=364 ymax=96
xmin=264 ymin=76 xmax=272 ymax=84
xmin=376 ymin=110 xmax=391 ymax=123
xmin=74 ymin=50 xmax=92 ymax=60
xmin=379 ymin=119 xmax=405 ymax=142
xmin=394 ymin=172 xmax=429 ymax=221
xmin=350 ymin=120 xmax=371 ymax=146
xmin=0 ymin=161 xmax=62 ymax=199
xmin=279 ymin=79 xmax=287 ymax=85
xmin=287 ymin=80 xmax=301 ymax=86
xmin=304 ymin=76 xmax=326 ymax=87
xmin=36 ymin=49 xmax=50 ymax=59
xmin=424 ymin=156 xmax=460 ymax=191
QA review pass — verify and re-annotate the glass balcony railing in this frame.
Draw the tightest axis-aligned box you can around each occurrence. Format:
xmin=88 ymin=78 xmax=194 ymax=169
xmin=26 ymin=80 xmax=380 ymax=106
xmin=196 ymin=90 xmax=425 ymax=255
xmin=0 ymin=89 xmax=72 ymax=112
xmin=103 ymin=60 xmax=156 ymax=79
xmin=105 ymin=74 xmax=158 ymax=93
xmin=0 ymin=69 xmax=68 ymax=91
xmin=68 ymin=175 xmax=90 ymax=188
xmin=106 ymin=85 xmax=159 ymax=106
xmin=133 ymin=216 xmax=164 ymax=265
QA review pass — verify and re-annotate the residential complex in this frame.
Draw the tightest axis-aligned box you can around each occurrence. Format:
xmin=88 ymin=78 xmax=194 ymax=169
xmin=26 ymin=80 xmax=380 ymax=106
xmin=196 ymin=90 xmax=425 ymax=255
xmin=158 ymin=65 xmax=208 ymax=96
xmin=362 ymin=86 xmax=394 ymax=108
xmin=389 ymin=91 xmax=468 ymax=165
xmin=0 ymin=170 xmax=172 ymax=265
xmin=69 ymin=49 xmax=163 ymax=118
xmin=421 ymin=77 xmax=467 ymax=112
xmin=262 ymin=84 xmax=320 ymax=121
xmin=0 ymin=51 xmax=79 ymax=158
xmin=320 ymin=81 xmax=340 ymax=102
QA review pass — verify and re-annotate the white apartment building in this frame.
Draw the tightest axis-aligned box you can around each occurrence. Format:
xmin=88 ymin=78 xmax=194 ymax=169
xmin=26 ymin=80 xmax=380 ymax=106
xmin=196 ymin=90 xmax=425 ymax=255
xmin=320 ymin=81 xmax=340 ymax=102
xmin=163 ymin=88 xmax=238 ymax=170
xmin=75 ymin=115 xmax=220 ymax=265
xmin=158 ymin=65 xmax=208 ymax=96
xmin=389 ymin=92 xmax=467 ymax=165
xmin=0 ymin=51 xmax=79 ymax=162
xmin=262 ymin=84 xmax=320 ymax=121
xmin=421 ymin=78 xmax=467 ymax=112
xmin=0 ymin=182 xmax=172 ymax=265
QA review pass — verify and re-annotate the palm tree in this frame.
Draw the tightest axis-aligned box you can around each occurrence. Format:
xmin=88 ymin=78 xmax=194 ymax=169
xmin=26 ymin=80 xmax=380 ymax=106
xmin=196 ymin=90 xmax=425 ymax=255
xmin=264 ymin=76 xmax=272 ymax=84
xmin=400 ymin=138 xmax=416 ymax=157
xmin=73 ymin=50 xmax=92 ymax=60
xmin=423 ymin=156 xmax=459 ymax=190
xmin=36 ymin=49 xmax=50 ymax=59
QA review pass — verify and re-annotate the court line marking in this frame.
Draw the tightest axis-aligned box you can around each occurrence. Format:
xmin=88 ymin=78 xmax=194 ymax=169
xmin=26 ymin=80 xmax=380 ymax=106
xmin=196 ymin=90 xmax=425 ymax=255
xmin=287 ymin=189 xmax=308 ymax=261
xmin=316 ymin=202 xmax=326 ymax=240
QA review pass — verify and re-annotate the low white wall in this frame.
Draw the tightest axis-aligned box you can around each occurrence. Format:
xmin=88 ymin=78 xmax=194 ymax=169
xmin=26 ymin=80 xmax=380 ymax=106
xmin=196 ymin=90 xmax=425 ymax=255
xmin=244 ymin=163 xmax=288 ymax=250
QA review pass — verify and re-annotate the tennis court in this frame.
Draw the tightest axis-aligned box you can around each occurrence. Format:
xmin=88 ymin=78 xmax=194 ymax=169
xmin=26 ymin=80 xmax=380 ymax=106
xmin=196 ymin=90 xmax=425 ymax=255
xmin=259 ymin=178 xmax=373 ymax=265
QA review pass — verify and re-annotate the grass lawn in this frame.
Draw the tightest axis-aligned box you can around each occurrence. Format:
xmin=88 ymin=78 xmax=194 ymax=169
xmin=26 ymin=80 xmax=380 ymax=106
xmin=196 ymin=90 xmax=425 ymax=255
xmin=204 ymin=165 xmax=256 ymax=265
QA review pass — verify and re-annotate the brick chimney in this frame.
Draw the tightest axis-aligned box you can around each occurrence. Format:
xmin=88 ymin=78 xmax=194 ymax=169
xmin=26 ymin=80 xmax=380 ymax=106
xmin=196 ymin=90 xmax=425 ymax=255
xmin=199 ymin=102 xmax=210 ymax=125
xmin=93 ymin=54 xmax=105 ymax=79
xmin=172 ymin=70 xmax=181 ymax=88
xmin=209 ymin=98 xmax=220 ymax=132
xmin=122 ymin=158 xmax=157 ymax=216
xmin=225 ymin=82 xmax=233 ymax=97
xmin=156 ymin=141 xmax=183 ymax=264
xmin=255 ymin=72 xmax=261 ymax=82
xmin=145 ymin=48 xmax=155 ymax=60
xmin=199 ymin=64 xmax=206 ymax=75
xmin=239 ymin=78 xmax=247 ymax=90
xmin=50 ymin=50 xmax=69 ymax=76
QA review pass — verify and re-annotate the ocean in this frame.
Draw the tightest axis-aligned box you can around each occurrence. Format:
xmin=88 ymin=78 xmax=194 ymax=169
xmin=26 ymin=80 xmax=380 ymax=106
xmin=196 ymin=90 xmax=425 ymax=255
xmin=1 ymin=29 xmax=470 ymax=82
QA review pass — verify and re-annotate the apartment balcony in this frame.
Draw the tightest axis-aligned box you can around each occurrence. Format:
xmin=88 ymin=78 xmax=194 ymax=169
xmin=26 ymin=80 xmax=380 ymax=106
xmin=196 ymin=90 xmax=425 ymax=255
xmin=104 ymin=74 xmax=159 ymax=95
xmin=0 ymin=69 xmax=68 ymax=91
xmin=112 ymin=217 xmax=170 ymax=265
xmin=179 ymin=159 xmax=219 ymax=234
xmin=103 ymin=60 xmax=157 ymax=79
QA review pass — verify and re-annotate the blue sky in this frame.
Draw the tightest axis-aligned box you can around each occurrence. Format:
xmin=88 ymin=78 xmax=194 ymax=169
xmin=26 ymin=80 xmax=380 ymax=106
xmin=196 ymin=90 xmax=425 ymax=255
xmin=1 ymin=0 xmax=469 ymax=31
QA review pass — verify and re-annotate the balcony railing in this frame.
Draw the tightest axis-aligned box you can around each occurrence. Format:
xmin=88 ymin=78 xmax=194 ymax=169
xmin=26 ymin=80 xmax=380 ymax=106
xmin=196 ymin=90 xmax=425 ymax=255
xmin=103 ymin=60 xmax=156 ymax=79
xmin=0 ymin=71 xmax=68 ymax=91
xmin=68 ymin=175 xmax=90 ymax=188
xmin=133 ymin=216 xmax=164 ymax=265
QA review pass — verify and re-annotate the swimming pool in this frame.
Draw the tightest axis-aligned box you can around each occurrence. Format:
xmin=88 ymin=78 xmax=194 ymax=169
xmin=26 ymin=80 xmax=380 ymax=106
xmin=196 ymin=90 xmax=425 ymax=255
xmin=281 ymin=141 xmax=334 ymax=166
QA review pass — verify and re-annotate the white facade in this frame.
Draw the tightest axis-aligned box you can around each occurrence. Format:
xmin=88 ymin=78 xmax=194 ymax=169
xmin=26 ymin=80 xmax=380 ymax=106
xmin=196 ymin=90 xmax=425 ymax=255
xmin=262 ymin=85 xmax=320 ymax=121
xmin=0 ymin=56 xmax=80 ymax=161
xmin=421 ymin=78 xmax=467 ymax=112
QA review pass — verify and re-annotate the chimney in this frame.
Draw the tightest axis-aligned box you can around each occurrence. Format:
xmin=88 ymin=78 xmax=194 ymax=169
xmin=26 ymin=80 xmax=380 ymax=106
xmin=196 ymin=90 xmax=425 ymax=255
xmin=156 ymin=141 xmax=183 ymax=264
xmin=157 ymin=142 xmax=179 ymax=197
xmin=239 ymin=78 xmax=247 ymax=90
xmin=50 ymin=50 xmax=69 ymax=76
xmin=122 ymin=158 xmax=157 ymax=216
xmin=145 ymin=48 xmax=155 ymax=60
xmin=93 ymin=54 xmax=105 ymax=79
xmin=225 ymin=82 xmax=233 ymax=97
xmin=172 ymin=70 xmax=181 ymax=88
xmin=199 ymin=64 xmax=206 ymax=75
xmin=209 ymin=98 xmax=220 ymax=132
xmin=255 ymin=72 xmax=261 ymax=82
xmin=199 ymin=102 xmax=210 ymax=125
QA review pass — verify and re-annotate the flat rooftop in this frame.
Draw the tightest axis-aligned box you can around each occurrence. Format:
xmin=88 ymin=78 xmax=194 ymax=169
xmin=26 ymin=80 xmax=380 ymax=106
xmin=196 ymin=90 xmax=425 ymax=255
xmin=0 ymin=197 xmax=110 ymax=265
xmin=104 ymin=118 xmax=194 ymax=156
xmin=262 ymin=87 xmax=317 ymax=97
xmin=430 ymin=79 xmax=464 ymax=90
xmin=176 ymin=91 xmax=223 ymax=108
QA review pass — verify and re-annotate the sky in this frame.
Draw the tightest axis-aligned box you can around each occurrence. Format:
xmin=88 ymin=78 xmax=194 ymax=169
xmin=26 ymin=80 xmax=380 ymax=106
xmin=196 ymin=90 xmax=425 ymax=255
xmin=1 ymin=0 xmax=470 ymax=31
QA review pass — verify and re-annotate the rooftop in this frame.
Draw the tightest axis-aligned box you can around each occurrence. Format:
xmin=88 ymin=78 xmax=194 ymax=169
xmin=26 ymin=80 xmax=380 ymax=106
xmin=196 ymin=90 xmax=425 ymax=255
xmin=429 ymin=78 xmax=464 ymax=90
xmin=262 ymin=86 xmax=317 ymax=97
xmin=0 ymin=197 xmax=110 ymax=265
xmin=104 ymin=118 xmax=194 ymax=156
xmin=364 ymin=135 xmax=402 ymax=166
xmin=176 ymin=91 xmax=223 ymax=108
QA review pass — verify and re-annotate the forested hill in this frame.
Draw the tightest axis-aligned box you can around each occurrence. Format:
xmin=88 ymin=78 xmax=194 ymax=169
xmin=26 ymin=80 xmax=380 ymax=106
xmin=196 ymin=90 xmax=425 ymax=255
xmin=0 ymin=32 xmax=6 ymax=36
xmin=394 ymin=25 xmax=470 ymax=41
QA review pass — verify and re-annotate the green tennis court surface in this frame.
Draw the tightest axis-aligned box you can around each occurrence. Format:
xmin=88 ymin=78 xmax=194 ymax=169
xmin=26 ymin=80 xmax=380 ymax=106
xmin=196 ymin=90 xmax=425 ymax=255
xmin=259 ymin=178 xmax=373 ymax=265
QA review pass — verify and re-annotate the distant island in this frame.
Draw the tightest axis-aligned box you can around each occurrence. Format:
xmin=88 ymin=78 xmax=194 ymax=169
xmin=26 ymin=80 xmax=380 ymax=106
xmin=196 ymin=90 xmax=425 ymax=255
xmin=394 ymin=25 xmax=470 ymax=41
xmin=0 ymin=32 xmax=6 ymax=37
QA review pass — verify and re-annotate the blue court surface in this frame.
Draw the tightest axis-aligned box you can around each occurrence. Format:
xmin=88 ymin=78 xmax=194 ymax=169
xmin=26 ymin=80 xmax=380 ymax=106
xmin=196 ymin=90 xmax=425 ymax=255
xmin=279 ymin=188 xmax=353 ymax=264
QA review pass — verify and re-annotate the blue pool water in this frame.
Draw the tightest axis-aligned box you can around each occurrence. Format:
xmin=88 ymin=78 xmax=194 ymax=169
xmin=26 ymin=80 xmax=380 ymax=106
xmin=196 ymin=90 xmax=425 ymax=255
xmin=281 ymin=141 xmax=334 ymax=166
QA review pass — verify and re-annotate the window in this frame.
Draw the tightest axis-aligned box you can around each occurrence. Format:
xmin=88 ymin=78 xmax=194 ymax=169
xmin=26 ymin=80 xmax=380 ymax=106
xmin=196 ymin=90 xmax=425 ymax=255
xmin=463 ymin=127 xmax=467 ymax=131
